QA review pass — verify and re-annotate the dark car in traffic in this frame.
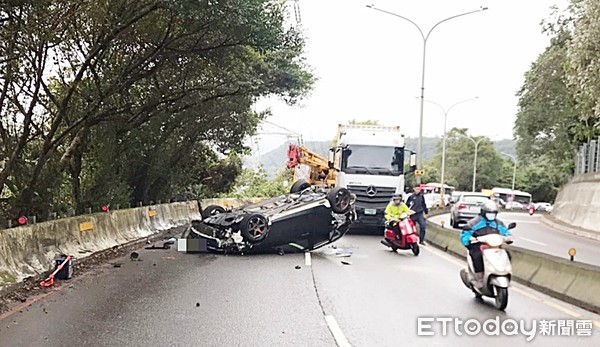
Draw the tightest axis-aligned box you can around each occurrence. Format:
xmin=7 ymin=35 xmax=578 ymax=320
xmin=184 ymin=185 xmax=356 ymax=254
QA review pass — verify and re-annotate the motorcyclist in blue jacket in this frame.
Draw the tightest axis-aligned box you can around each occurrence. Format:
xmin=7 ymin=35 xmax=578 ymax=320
xmin=460 ymin=200 xmax=513 ymax=288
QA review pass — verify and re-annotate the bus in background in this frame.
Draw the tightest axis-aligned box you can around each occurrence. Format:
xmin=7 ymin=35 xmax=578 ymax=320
xmin=491 ymin=187 xmax=532 ymax=210
xmin=420 ymin=183 xmax=455 ymax=208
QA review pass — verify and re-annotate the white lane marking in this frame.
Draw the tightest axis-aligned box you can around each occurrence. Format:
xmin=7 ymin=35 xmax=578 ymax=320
xmin=305 ymin=252 xmax=312 ymax=266
xmin=324 ymin=315 xmax=351 ymax=347
xmin=519 ymin=237 xmax=548 ymax=246
xmin=422 ymin=246 xmax=600 ymax=328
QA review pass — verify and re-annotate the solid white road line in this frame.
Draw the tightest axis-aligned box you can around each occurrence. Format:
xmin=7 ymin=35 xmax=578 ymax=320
xmin=519 ymin=237 xmax=548 ymax=246
xmin=422 ymin=246 xmax=600 ymax=328
xmin=324 ymin=315 xmax=351 ymax=347
xmin=305 ymin=252 xmax=312 ymax=266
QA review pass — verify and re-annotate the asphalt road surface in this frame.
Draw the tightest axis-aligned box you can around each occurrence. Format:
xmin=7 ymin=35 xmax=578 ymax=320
xmin=1 ymin=235 xmax=599 ymax=347
xmin=429 ymin=212 xmax=600 ymax=267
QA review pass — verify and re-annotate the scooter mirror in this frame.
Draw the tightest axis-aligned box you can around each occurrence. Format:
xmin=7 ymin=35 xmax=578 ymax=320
xmin=508 ymin=222 xmax=517 ymax=229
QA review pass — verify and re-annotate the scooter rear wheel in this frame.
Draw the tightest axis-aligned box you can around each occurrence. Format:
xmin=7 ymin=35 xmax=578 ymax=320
xmin=391 ymin=245 xmax=398 ymax=252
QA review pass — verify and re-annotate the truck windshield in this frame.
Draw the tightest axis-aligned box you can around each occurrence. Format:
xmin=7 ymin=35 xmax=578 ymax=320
xmin=341 ymin=145 xmax=404 ymax=175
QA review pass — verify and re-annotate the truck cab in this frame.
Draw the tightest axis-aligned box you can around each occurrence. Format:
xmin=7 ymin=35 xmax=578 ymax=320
xmin=330 ymin=124 xmax=416 ymax=229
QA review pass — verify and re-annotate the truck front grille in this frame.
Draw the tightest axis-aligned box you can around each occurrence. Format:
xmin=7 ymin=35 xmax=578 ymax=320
xmin=347 ymin=185 xmax=395 ymax=208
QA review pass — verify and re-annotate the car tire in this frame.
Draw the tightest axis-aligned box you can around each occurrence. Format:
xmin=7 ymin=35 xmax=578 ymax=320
xmin=290 ymin=180 xmax=311 ymax=193
xmin=240 ymin=213 xmax=269 ymax=243
xmin=327 ymin=187 xmax=352 ymax=214
xmin=202 ymin=205 xmax=225 ymax=219
xmin=451 ymin=216 xmax=459 ymax=229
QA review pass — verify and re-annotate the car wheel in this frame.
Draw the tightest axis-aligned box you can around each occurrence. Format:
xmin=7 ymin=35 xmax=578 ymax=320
xmin=290 ymin=180 xmax=311 ymax=193
xmin=327 ymin=187 xmax=352 ymax=214
xmin=202 ymin=205 xmax=225 ymax=219
xmin=240 ymin=213 xmax=269 ymax=243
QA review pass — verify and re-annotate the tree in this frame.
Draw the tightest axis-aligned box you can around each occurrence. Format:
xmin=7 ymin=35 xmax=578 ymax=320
xmin=227 ymin=167 xmax=292 ymax=198
xmin=432 ymin=128 xmax=503 ymax=192
xmin=0 ymin=0 xmax=314 ymax=220
xmin=566 ymin=0 xmax=600 ymax=141
xmin=514 ymin=29 xmax=578 ymax=182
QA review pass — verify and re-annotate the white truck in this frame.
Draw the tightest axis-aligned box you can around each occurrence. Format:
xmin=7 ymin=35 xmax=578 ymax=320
xmin=329 ymin=124 xmax=416 ymax=229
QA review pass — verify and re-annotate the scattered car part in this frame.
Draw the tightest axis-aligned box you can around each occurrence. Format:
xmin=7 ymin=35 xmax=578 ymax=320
xmin=40 ymin=255 xmax=73 ymax=287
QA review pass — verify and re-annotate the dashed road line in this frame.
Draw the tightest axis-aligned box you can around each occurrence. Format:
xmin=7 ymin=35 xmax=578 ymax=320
xmin=305 ymin=252 xmax=312 ymax=266
xmin=519 ymin=237 xmax=548 ymax=246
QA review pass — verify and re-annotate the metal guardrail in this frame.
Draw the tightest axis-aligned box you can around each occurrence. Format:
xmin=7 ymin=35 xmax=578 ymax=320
xmin=575 ymin=137 xmax=600 ymax=175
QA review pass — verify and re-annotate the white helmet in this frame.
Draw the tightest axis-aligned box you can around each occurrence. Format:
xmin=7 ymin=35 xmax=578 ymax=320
xmin=481 ymin=200 xmax=498 ymax=220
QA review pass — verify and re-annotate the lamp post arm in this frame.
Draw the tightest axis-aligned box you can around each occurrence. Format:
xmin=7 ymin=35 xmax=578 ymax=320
xmin=366 ymin=6 xmax=426 ymax=40
xmin=425 ymin=9 xmax=486 ymax=41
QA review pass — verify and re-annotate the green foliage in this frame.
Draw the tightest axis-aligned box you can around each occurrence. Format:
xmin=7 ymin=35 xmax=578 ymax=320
xmin=226 ymin=167 xmax=292 ymax=198
xmin=567 ymin=0 xmax=600 ymax=139
xmin=0 ymin=0 xmax=314 ymax=221
xmin=513 ymin=0 xmax=600 ymax=201
xmin=430 ymin=128 xmax=503 ymax=192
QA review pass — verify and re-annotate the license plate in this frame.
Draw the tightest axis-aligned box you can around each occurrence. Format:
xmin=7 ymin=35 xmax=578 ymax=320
xmin=364 ymin=209 xmax=377 ymax=215
xmin=470 ymin=206 xmax=480 ymax=212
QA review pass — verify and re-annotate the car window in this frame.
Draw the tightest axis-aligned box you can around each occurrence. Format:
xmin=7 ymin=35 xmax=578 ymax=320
xmin=461 ymin=195 xmax=489 ymax=203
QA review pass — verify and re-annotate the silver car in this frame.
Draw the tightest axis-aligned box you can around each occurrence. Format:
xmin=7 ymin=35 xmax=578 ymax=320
xmin=450 ymin=193 xmax=491 ymax=228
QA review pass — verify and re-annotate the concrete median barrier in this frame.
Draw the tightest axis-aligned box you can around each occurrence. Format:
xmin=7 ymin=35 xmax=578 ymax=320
xmin=426 ymin=221 xmax=600 ymax=313
xmin=0 ymin=201 xmax=202 ymax=288
xmin=199 ymin=198 xmax=264 ymax=211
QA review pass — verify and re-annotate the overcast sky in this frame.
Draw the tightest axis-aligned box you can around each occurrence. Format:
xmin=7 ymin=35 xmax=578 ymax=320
xmin=249 ymin=0 xmax=569 ymax=158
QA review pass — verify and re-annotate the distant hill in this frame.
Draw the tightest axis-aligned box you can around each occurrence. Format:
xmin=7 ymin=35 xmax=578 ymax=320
xmin=248 ymin=137 xmax=515 ymax=177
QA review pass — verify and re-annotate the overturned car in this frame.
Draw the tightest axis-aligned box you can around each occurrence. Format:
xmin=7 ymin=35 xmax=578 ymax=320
xmin=185 ymin=186 xmax=356 ymax=254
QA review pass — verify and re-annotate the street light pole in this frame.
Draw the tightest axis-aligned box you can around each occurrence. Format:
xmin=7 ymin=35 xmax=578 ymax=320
xmin=501 ymin=152 xmax=517 ymax=208
xmin=366 ymin=5 xmax=487 ymax=185
xmin=472 ymin=139 xmax=482 ymax=192
xmin=457 ymin=134 xmax=484 ymax=192
xmin=424 ymin=97 xmax=478 ymax=203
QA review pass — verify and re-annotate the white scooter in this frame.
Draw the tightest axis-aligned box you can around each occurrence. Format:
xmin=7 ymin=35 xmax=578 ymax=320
xmin=459 ymin=222 xmax=516 ymax=311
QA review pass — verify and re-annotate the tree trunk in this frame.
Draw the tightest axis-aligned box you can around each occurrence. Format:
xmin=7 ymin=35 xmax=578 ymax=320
xmin=62 ymin=127 xmax=89 ymax=214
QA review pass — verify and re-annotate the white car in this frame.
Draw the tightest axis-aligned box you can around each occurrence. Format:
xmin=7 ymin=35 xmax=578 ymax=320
xmin=505 ymin=201 xmax=524 ymax=210
xmin=534 ymin=202 xmax=553 ymax=212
